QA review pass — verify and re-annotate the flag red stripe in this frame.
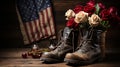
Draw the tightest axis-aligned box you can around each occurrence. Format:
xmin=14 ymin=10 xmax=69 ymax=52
xmin=50 ymin=7 xmax=55 ymax=36
xmin=36 ymin=19 xmax=42 ymax=39
xmin=45 ymin=9 xmax=51 ymax=36
xmin=48 ymin=7 xmax=56 ymax=36
xmin=37 ymin=18 xmax=44 ymax=39
xmin=39 ymin=12 xmax=46 ymax=38
xmin=34 ymin=20 xmax=40 ymax=41
xmin=42 ymin=10 xmax=49 ymax=37
xmin=44 ymin=9 xmax=51 ymax=37
xmin=46 ymin=8 xmax=52 ymax=36
xmin=41 ymin=11 xmax=46 ymax=37
xmin=32 ymin=21 xmax=37 ymax=41
xmin=29 ymin=22 xmax=35 ymax=42
xmin=32 ymin=21 xmax=39 ymax=41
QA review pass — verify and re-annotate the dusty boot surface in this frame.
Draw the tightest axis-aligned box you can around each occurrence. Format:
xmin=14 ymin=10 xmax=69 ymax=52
xmin=40 ymin=27 xmax=77 ymax=63
xmin=64 ymin=29 xmax=103 ymax=65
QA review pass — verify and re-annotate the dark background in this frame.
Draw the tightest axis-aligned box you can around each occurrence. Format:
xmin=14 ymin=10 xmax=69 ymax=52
xmin=0 ymin=0 xmax=120 ymax=53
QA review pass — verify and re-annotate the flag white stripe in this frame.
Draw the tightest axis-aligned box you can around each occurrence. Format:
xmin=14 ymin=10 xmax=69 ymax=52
xmin=43 ymin=9 xmax=49 ymax=36
xmin=34 ymin=20 xmax=39 ymax=41
xmin=31 ymin=21 xmax=35 ymax=41
xmin=35 ymin=19 xmax=42 ymax=39
xmin=38 ymin=15 xmax=44 ymax=38
xmin=43 ymin=9 xmax=51 ymax=36
xmin=31 ymin=21 xmax=38 ymax=41
xmin=26 ymin=22 xmax=33 ymax=42
xmin=47 ymin=7 xmax=55 ymax=36
xmin=38 ymin=13 xmax=43 ymax=38
xmin=47 ymin=7 xmax=53 ymax=36
xmin=39 ymin=12 xmax=46 ymax=37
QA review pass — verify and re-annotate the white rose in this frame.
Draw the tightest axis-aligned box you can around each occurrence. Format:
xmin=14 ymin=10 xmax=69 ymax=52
xmin=88 ymin=14 xmax=101 ymax=27
xmin=65 ymin=9 xmax=75 ymax=20
xmin=74 ymin=11 xmax=88 ymax=23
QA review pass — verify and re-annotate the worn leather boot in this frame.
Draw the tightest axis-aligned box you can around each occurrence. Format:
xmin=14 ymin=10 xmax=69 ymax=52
xmin=64 ymin=28 xmax=103 ymax=65
xmin=40 ymin=27 xmax=78 ymax=63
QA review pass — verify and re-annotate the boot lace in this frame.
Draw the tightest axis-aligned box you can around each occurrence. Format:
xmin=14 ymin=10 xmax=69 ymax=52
xmin=76 ymin=27 xmax=94 ymax=53
xmin=53 ymin=31 xmax=75 ymax=52
xmin=77 ymin=40 xmax=94 ymax=53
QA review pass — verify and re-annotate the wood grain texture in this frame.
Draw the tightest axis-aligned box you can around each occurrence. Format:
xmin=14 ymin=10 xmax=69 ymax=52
xmin=0 ymin=48 xmax=120 ymax=67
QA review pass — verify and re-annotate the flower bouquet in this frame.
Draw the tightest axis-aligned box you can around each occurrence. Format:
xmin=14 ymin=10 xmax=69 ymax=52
xmin=65 ymin=0 xmax=120 ymax=30
xmin=64 ymin=0 xmax=120 ymax=58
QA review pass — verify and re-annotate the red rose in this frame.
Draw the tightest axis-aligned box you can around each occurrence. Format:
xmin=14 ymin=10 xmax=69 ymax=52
xmin=83 ymin=0 xmax=95 ymax=16
xmin=86 ymin=0 xmax=95 ymax=7
xmin=83 ymin=0 xmax=95 ymax=15
xmin=100 ymin=9 xmax=110 ymax=21
xmin=108 ymin=7 xmax=117 ymax=16
xmin=83 ymin=5 xmax=95 ymax=16
xmin=98 ymin=2 xmax=105 ymax=10
xmin=100 ymin=7 xmax=118 ymax=21
xmin=66 ymin=18 xmax=79 ymax=28
xmin=73 ymin=5 xmax=83 ymax=14
xmin=108 ymin=7 xmax=118 ymax=22
xmin=108 ymin=7 xmax=120 ymax=26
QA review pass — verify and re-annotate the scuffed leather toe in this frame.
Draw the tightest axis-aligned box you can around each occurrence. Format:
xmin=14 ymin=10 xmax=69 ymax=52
xmin=41 ymin=52 xmax=54 ymax=58
xmin=65 ymin=52 xmax=87 ymax=61
xmin=65 ymin=53 xmax=80 ymax=60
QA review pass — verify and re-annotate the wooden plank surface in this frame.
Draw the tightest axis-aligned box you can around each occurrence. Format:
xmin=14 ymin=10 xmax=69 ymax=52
xmin=0 ymin=48 xmax=120 ymax=67
xmin=0 ymin=58 xmax=120 ymax=67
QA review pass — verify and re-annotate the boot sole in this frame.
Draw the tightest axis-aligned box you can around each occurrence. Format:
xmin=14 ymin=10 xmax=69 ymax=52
xmin=40 ymin=57 xmax=63 ymax=63
xmin=64 ymin=55 xmax=102 ymax=65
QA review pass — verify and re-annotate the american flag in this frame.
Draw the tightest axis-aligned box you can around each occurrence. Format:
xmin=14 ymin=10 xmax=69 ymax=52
xmin=16 ymin=0 xmax=56 ymax=44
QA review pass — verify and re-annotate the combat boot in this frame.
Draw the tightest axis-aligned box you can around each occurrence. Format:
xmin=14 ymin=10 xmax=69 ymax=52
xmin=64 ymin=28 xmax=104 ymax=65
xmin=40 ymin=27 xmax=78 ymax=63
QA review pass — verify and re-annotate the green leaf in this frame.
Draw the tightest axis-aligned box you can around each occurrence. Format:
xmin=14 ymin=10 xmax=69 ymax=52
xmin=95 ymin=4 xmax=100 ymax=15
xmin=102 ymin=21 xmax=105 ymax=25
xmin=101 ymin=21 xmax=110 ymax=28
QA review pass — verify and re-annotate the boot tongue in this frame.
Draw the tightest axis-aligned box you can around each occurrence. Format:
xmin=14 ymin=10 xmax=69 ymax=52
xmin=83 ymin=31 xmax=89 ymax=40
xmin=63 ymin=27 xmax=72 ymax=40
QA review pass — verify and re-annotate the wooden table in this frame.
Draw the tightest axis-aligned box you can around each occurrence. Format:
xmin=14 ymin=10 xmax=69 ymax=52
xmin=0 ymin=48 xmax=120 ymax=67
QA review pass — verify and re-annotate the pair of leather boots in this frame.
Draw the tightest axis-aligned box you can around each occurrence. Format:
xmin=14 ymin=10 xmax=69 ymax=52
xmin=40 ymin=27 xmax=104 ymax=65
